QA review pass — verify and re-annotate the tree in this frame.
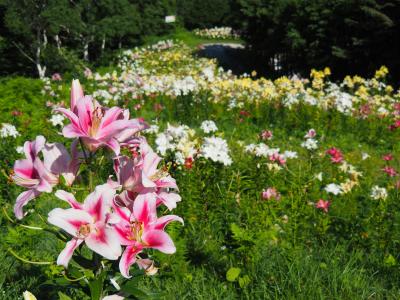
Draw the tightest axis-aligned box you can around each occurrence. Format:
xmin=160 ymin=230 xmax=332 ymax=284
xmin=237 ymin=0 xmax=400 ymax=80
xmin=2 ymin=0 xmax=81 ymax=78
xmin=177 ymin=0 xmax=231 ymax=29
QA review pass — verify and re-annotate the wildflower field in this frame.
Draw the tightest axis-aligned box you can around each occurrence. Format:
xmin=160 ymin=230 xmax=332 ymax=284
xmin=1 ymin=40 xmax=400 ymax=299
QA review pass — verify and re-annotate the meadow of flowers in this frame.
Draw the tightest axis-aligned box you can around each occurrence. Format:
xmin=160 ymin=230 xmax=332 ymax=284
xmin=1 ymin=40 xmax=400 ymax=299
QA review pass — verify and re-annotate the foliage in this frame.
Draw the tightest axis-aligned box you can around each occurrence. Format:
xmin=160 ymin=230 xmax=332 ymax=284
xmin=0 ymin=0 xmax=177 ymax=77
xmin=237 ymin=0 xmax=400 ymax=81
xmin=177 ymin=0 xmax=232 ymax=29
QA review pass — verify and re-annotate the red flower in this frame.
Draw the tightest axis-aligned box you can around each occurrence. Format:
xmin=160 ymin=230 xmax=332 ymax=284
xmin=316 ymin=199 xmax=331 ymax=213
xmin=326 ymin=147 xmax=343 ymax=164
xmin=11 ymin=110 xmax=22 ymax=117
xmin=260 ymin=130 xmax=273 ymax=140
xmin=382 ymin=166 xmax=397 ymax=177
xmin=383 ymin=154 xmax=393 ymax=161
xmin=239 ymin=110 xmax=250 ymax=117
xmin=184 ymin=157 xmax=194 ymax=169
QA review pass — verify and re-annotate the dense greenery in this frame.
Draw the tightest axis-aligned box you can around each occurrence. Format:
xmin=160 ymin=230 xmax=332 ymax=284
xmin=237 ymin=0 xmax=400 ymax=81
xmin=177 ymin=0 xmax=235 ymax=29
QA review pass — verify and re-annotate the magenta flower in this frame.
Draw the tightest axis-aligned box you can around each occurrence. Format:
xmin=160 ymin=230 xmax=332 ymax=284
xmin=326 ymin=147 xmax=344 ymax=164
xmin=382 ymin=166 xmax=397 ymax=177
xmin=113 ymin=141 xmax=180 ymax=210
xmin=52 ymin=73 xmax=62 ymax=81
xmin=56 ymin=80 xmax=147 ymax=155
xmin=260 ymin=130 xmax=273 ymax=141
xmin=382 ymin=154 xmax=393 ymax=161
xmin=48 ymin=185 xmax=122 ymax=267
xmin=12 ymin=136 xmax=80 ymax=219
xmin=305 ymin=129 xmax=316 ymax=138
xmin=269 ymin=152 xmax=286 ymax=165
xmin=261 ymin=187 xmax=281 ymax=200
xmin=113 ymin=195 xmax=183 ymax=278
xmin=316 ymin=199 xmax=331 ymax=213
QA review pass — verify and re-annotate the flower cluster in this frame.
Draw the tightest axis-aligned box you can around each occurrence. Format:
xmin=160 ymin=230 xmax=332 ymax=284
xmin=12 ymin=80 xmax=183 ymax=286
xmin=201 ymin=136 xmax=232 ymax=166
xmin=301 ymin=129 xmax=318 ymax=150
xmin=326 ymin=147 xmax=344 ymax=164
xmin=0 ymin=123 xmax=20 ymax=138
xmin=193 ymin=27 xmax=240 ymax=39
xmin=153 ymin=122 xmax=232 ymax=167
xmin=77 ymin=42 xmax=400 ymax=126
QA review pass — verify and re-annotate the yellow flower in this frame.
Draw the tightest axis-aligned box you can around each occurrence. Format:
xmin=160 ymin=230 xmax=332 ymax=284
xmin=340 ymin=179 xmax=358 ymax=194
xmin=23 ymin=291 xmax=37 ymax=300
xmin=374 ymin=66 xmax=389 ymax=79
xmin=385 ymin=85 xmax=394 ymax=94
xmin=323 ymin=67 xmax=331 ymax=76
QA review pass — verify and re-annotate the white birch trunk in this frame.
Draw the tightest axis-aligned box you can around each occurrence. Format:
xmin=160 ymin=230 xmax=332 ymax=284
xmin=36 ymin=30 xmax=46 ymax=79
xmin=55 ymin=34 xmax=61 ymax=49
xmin=83 ymin=42 xmax=89 ymax=61
xmin=101 ymin=36 xmax=106 ymax=52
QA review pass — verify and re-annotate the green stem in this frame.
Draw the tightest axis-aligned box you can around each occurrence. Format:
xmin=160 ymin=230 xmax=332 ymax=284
xmin=89 ymin=169 xmax=94 ymax=191
xmin=79 ymin=138 xmax=90 ymax=165
xmin=7 ymin=248 xmax=53 ymax=265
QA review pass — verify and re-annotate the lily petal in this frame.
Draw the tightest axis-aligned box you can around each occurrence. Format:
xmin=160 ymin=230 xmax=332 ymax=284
xmin=48 ymin=208 xmax=92 ymax=237
xmin=133 ymin=194 xmax=157 ymax=225
xmin=42 ymin=143 xmax=70 ymax=174
xmin=70 ymin=79 xmax=84 ymax=112
xmin=156 ymin=192 xmax=181 ymax=210
xmin=86 ymin=226 xmax=121 ymax=260
xmin=57 ymin=238 xmax=83 ymax=268
xmin=62 ymin=124 xmax=85 ymax=138
xmin=14 ymin=189 xmax=41 ymax=219
xmin=119 ymin=245 xmax=142 ymax=278
xmin=105 ymin=138 xmax=120 ymax=156
xmin=153 ymin=215 xmax=184 ymax=230
xmin=55 ymin=190 xmax=82 ymax=209
xmin=83 ymin=186 xmax=115 ymax=222
xmin=100 ymin=107 xmax=124 ymax=129
xmin=56 ymin=107 xmax=80 ymax=129
xmin=142 ymin=230 xmax=176 ymax=254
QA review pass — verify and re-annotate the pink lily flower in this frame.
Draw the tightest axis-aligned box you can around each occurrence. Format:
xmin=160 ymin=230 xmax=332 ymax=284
xmin=316 ymin=199 xmax=331 ymax=213
xmin=269 ymin=152 xmax=286 ymax=165
xmin=382 ymin=154 xmax=393 ymax=161
xmin=260 ymin=130 xmax=273 ymax=141
xmin=113 ymin=196 xmax=183 ymax=278
xmin=382 ymin=166 xmax=397 ymax=177
xmin=326 ymin=147 xmax=344 ymax=164
xmin=56 ymin=80 xmax=147 ymax=155
xmin=113 ymin=143 xmax=180 ymax=210
xmin=261 ymin=187 xmax=281 ymax=201
xmin=48 ymin=185 xmax=121 ymax=267
xmin=305 ymin=129 xmax=316 ymax=138
xmin=12 ymin=136 xmax=80 ymax=219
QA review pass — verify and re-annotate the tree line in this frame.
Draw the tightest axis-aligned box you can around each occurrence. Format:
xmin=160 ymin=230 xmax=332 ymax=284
xmin=236 ymin=0 xmax=400 ymax=81
xmin=1 ymin=0 xmax=399 ymax=81
xmin=0 ymin=0 xmax=176 ymax=77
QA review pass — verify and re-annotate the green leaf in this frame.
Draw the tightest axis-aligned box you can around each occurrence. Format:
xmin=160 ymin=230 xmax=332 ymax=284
xmin=121 ymin=279 xmax=167 ymax=299
xmin=384 ymin=254 xmax=396 ymax=267
xmin=226 ymin=267 xmax=241 ymax=282
xmin=238 ymin=275 xmax=251 ymax=288
xmin=88 ymin=271 xmax=107 ymax=300
xmin=58 ymin=291 xmax=73 ymax=300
